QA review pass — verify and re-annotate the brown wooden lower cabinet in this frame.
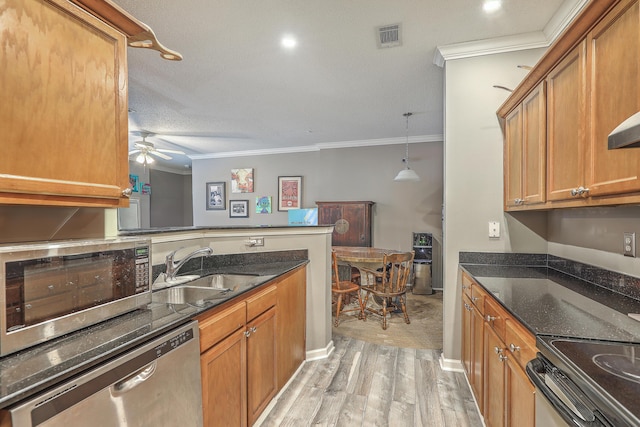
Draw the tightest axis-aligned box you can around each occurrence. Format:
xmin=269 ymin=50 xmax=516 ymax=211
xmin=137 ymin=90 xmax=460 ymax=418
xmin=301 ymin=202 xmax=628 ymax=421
xmin=461 ymin=270 xmax=535 ymax=427
xmin=198 ymin=265 xmax=306 ymax=426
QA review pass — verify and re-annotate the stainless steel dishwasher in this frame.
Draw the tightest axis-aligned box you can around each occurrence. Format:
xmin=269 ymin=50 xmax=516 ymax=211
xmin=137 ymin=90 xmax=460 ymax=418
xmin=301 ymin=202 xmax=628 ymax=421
xmin=8 ymin=321 xmax=203 ymax=427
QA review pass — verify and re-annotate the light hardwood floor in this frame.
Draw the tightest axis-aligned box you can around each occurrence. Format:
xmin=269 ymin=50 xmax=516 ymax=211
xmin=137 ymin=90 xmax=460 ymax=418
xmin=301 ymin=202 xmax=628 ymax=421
xmin=258 ymin=334 xmax=482 ymax=427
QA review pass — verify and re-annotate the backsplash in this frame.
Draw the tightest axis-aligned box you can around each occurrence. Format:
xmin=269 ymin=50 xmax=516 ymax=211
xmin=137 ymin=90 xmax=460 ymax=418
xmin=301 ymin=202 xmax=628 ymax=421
xmin=460 ymin=252 xmax=640 ymax=302
xmin=152 ymin=249 xmax=308 ymax=281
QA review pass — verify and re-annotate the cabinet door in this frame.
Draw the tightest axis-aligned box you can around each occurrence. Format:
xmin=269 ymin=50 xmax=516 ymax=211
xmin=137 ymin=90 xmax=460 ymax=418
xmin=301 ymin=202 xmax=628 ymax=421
xmin=462 ymin=295 xmax=473 ymax=378
xmin=276 ymin=266 xmax=306 ymax=389
xmin=522 ymin=83 xmax=546 ymax=205
xmin=0 ymin=0 xmax=130 ymax=207
xmin=547 ymin=41 xmax=587 ymax=201
xmin=201 ymin=328 xmax=247 ymax=427
xmin=471 ymin=301 xmax=485 ymax=410
xmin=586 ymin=0 xmax=640 ymax=197
xmin=505 ymin=359 xmax=535 ymax=427
xmin=504 ymin=106 xmax=523 ymax=208
xmin=342 ymin=203 xmax=370 ymax=246
xmin=247 ymin=307 xmax=277 ymax=426
xmin=484 ymin=325 xmax=506 ymax=427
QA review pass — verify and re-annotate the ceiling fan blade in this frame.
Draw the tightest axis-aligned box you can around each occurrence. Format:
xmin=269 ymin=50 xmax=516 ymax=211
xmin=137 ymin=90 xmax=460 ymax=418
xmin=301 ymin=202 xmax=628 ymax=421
xmin=129 ymin=149 xmax=141 ymax=155
xmin=150 ymin=150 xmax=172 ymax=160
xmin=156 ymin=148 xmax=186 ymax=155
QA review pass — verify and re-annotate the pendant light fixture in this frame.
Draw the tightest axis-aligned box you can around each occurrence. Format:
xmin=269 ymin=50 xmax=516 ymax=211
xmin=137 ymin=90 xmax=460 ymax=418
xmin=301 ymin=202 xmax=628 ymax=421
xmin=394 ymin=112 xmax=420 ymax=182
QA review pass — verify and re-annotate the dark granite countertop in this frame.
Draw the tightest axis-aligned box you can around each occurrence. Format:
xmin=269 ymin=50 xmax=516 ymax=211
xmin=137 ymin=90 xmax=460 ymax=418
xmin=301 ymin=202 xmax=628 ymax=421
xmin=460 ymin=264 xmax=640 ymax=343
xmin=0 ymin=258 xmax=308 ymax=409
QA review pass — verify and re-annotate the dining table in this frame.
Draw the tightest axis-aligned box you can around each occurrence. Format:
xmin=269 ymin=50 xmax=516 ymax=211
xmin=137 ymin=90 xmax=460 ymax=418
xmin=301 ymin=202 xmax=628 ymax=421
xmin=333 ymin=246 xmax=405 ymax=284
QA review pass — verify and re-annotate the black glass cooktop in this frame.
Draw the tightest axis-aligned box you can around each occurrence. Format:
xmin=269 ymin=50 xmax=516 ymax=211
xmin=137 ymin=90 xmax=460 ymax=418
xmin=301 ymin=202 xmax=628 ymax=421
xmin=547 ymin=338 xmax=640 ymax=423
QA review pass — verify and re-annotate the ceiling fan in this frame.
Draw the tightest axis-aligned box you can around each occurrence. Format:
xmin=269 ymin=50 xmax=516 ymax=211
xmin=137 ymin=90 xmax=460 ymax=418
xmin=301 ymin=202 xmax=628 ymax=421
xmin=128 ymin=133 xmax=186 ymax=165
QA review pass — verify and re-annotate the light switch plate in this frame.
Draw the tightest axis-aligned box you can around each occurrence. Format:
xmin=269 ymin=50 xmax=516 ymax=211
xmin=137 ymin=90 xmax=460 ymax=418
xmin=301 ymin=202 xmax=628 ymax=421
xmin=489 ymin=221 xmax=500 ymax=238
xmin=623 ymin=232 xmax=635 ymax=257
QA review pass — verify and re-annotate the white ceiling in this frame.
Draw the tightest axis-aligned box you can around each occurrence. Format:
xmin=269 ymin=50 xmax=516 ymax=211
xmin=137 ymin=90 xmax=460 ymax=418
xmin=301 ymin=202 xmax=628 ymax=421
xmin=113 ymin=0 xmax=582 ymax=171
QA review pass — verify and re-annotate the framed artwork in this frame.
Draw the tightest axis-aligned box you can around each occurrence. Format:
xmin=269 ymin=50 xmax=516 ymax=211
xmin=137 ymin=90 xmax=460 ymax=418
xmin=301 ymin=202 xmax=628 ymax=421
xmin=129 ymin=174 xmax=139 ymax=192
xmin=278 ymin=176 xmax=302 ymax=211
xmin=141 ymin=183 xmax=152 ymax=195
xmin=256 ymin=196 xmax=272 ymax=214
xmin=206 ymin=182 xmax=226 ymax=210
xmin=231 ymin=168 xmax=254 ymax=193
xmin=229 ymin=200 xmax=249 ymax=218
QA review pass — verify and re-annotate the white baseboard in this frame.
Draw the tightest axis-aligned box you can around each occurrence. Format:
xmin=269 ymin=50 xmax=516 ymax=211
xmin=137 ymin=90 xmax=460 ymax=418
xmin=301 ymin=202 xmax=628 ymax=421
xmin=439 ymin=353 xmax=464 ymax=372
xmin=305 ymin=340 xmax=335 ymax=361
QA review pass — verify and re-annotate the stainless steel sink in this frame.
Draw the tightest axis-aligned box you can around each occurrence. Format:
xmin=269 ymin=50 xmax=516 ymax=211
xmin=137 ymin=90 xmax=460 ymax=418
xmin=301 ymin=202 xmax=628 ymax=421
xmin=152 ymin=286 xmax=231 ymax=305
xmin=187 ymin=273 xmax=274 ymax=291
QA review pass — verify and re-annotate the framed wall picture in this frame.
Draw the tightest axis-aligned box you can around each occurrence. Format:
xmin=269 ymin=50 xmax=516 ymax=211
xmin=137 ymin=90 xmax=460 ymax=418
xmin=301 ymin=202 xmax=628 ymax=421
xmin=231 ymin=168 xmax=254 ymax=193
xmin=129 ymin=174 xmax=139 ymax=192
xmin=229 ymin=200 xmax=249 ymax=218
xmin=256 ymin=196 xmax=272 ymax=213
xmin=278 ymin=176 xmax=302 ymax=211
xmin=206 ymin=182 xmax=226 ymax=210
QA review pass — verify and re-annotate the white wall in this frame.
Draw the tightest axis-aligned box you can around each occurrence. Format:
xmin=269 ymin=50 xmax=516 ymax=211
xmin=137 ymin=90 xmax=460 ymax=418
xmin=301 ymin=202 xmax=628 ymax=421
xmin=192 ymin=143 xmax=443 ymax=251
xmin=442 ymin=48 xmax=548 ymax=363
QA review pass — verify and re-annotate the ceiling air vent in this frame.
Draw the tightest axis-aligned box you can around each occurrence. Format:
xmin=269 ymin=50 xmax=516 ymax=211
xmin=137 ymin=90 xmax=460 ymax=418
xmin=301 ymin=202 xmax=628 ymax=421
xmin=376 ymin=24 xmax=402 ymax=48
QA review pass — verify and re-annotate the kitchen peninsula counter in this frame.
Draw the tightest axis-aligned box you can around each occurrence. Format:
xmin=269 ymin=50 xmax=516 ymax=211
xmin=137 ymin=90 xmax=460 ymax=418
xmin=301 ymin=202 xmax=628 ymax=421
xmin=0 ymin=258 xmax=307 ymax=409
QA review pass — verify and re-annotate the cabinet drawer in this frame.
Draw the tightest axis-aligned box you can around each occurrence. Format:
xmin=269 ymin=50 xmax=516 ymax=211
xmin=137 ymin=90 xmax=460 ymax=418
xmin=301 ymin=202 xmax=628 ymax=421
xmin=197 ymin=302 xmax=246 ymax=353
xmin=505 ymin=319 xmax=537 ymax=370
xmin=470 ymin=284 xmax=487 ymax=315
xmin=484 ymin=297 xmax=506 ymax=341
xmin=246 ymin=285 xmax=276 ymax=321
xmin=461 ymin=272 xmax=473 ymax=298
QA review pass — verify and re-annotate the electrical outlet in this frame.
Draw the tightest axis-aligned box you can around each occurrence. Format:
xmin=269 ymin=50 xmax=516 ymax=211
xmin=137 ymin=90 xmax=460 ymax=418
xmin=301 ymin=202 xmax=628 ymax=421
xmin=249 ymin=237 xmax=264 ymax=247
xmin=624 ymin=232 xmax=636 ymax=257
xmin=488 ymin=221 xmax=500 ymax=238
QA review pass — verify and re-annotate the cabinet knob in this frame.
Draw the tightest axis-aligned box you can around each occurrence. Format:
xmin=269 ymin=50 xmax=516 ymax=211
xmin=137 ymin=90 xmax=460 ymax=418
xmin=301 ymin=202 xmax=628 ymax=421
xmin=509 ymin=343 xmax=521 ymax=353
xmin=486 ymin=314 xmax=496 ymax=322
xmin=514 ymin=198 xmax=523 ymax=204
xmin=250 ymin=326 xmax=257 ymax=334
xmin=122 ymin=188 xmax=133 ymax=198
xmin=499 ymin=354 xmax=508 ymax=362
xmin=494 ymin=346 xmax=503 ymax=355
xmin=244 ymin=330 xmax=251 ymax=338
xmin=471 ymin=296 xmax=479 ymax=302
xmin=462 ymin=285 xmax=468 ymax=290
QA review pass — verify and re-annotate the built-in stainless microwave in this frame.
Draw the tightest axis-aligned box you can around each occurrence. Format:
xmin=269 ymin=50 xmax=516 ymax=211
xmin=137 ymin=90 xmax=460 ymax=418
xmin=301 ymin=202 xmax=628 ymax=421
xmin=0 ymin=238 xmax=151 ymax=356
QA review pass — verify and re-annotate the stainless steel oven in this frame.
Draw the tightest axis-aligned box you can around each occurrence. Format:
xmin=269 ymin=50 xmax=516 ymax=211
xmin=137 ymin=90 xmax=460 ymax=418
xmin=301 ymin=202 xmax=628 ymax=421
xmin=0 ymin=238 xmax=151 ymax=356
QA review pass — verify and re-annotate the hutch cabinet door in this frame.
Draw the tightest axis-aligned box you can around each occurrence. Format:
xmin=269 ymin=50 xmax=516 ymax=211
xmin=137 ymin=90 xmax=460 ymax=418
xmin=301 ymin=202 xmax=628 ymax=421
xmin=317 ymin=201 xmax=374 ymax=246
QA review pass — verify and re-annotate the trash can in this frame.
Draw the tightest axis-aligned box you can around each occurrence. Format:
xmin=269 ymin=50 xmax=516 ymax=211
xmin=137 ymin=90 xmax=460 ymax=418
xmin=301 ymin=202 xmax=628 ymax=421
xmin=412 ymin=261 xmax=433 ymax=295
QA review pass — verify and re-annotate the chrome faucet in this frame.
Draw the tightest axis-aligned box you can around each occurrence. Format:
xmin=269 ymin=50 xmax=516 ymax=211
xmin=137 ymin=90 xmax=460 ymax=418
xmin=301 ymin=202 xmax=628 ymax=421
xmin=165 ymin=247 xmax=214 ymax=280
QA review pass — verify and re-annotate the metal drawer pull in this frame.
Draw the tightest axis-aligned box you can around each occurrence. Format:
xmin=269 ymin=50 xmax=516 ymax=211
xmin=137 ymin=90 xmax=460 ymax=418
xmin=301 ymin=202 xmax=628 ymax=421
xmin=494 ymin=346 xmax=503 ymax=354
xmin=486 ymin=314 xmax=496 ymax=322
xmin=570 ymin=186 xmax=590 ymax=196
xmin=509 ymin=343 xmax=521 ymax=352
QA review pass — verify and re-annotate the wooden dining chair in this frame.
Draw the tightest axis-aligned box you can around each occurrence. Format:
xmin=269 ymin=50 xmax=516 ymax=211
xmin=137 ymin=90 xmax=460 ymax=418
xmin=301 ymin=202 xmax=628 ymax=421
xmin=331 ymin=250 xmax=364 ymax=327
xmin=360 ymin=251 xmax=415 ymax=330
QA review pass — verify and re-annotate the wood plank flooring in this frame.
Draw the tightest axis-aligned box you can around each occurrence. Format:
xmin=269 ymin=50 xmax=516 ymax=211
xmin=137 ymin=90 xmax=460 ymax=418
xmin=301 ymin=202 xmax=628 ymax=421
xmin=257 ymin=334 xmax=483 ymax=427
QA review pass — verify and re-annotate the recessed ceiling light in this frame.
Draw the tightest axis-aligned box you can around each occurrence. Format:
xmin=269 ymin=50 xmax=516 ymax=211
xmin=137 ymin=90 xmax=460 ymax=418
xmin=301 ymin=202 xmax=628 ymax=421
xmin=483 ymin=0 xmax=502 ymax=13
xmin=281 ymin=35 xmax=297 ymax=49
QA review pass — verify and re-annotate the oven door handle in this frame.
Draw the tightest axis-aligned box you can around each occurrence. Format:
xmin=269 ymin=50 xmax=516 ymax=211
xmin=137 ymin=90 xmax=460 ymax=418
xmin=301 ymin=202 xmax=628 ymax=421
xmin=526 ymin=358 xmax=604 ymax=427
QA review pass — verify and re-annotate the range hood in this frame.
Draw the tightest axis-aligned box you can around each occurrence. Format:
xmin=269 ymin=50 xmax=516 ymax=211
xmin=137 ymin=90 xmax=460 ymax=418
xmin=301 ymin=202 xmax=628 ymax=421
xmin=608 ymin=112 xmax=640 ymax=149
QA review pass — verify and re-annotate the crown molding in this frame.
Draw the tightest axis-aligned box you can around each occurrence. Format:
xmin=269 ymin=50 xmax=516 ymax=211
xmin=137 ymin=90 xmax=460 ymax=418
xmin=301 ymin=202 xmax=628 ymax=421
xmin=189 ymin=134 xmax=443 ymax=159
xmin=433 ymin=0 xmax=587 ymax=67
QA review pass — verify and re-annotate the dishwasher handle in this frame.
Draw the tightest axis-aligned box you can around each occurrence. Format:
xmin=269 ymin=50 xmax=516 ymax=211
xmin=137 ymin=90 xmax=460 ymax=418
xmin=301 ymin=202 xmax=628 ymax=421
xmin=526 ymin=357 xmax=610 ymax=427
xmin=111 ymin=361 xmax=157 ymax=396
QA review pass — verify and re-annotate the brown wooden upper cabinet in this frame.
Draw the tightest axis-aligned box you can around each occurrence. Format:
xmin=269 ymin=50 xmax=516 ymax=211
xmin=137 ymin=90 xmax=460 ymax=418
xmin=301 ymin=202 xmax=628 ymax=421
xmin=499 ymin=0 xmax=640 ymax=210
xmin=316 ymin=201 xmax=374 ymax=247
xmin=0 ymin=0 xmax=179 ymax=208
xmin=504 ymin=83 xmax=546 ymax=209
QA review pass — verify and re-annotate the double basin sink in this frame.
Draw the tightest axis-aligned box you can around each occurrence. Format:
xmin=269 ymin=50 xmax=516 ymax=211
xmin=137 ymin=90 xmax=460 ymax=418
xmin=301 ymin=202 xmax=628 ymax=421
xmin=152 ymin=273 xmax=275 ymax=306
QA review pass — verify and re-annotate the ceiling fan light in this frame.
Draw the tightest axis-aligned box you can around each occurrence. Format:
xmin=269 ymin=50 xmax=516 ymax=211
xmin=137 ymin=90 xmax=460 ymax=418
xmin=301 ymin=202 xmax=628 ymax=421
xmin=145 ymin=154 xmax=155 ymax=164
xmin=394 ymin=168 xmax=420 ymax=181
xmin=135 ymin=153 xmax=145 ymax=164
